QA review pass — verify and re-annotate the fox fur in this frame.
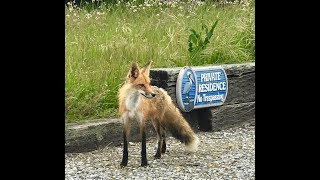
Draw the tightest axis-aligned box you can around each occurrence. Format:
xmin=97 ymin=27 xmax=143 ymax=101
xmin=118 ymin=61 xmax=199 ymax=167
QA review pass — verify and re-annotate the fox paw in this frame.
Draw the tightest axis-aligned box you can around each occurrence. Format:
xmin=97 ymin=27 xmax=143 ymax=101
xmin=120 ymin=162 xmax=127 ymax=167
xmin=141 ymin=162 xmax=148 ymax=167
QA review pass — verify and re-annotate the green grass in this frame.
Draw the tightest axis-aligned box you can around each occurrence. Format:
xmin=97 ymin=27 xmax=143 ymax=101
xmin=65 ymin=0 xmax=255 ymax=123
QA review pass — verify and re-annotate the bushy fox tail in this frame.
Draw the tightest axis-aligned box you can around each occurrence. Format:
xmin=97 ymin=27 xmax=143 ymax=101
xmin=163 ymin=105 xmax=199 ymax=152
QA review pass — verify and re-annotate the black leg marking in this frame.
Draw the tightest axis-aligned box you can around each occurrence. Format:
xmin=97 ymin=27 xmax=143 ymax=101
xmin=141 ymin=126 xmax=148 ymax=166
xmin=161 ymin=138 xmax=166 ymax=153
xmin=154 ymin=123 xmax=163 ymax=159
xmin=120 ymin=130 xmax=128 ymax=167
xmin=155 ymin=138 xmax=162 ymax=159
xmin=161 ymin=128 xmax=166 ymax=153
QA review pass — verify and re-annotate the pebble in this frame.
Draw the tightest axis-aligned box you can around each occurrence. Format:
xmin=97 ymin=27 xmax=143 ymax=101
xmin=65 ymin=124 xmax=255 ymax=179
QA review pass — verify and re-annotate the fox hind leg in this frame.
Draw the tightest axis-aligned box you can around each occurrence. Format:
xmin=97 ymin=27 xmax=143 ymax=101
xmin=154 ymin=123 xmax=166 ymax=158
xmin=161 ymin=129 xmax=166 ymax=153
xmin=154 ymin=127 xmax=163 ymax=158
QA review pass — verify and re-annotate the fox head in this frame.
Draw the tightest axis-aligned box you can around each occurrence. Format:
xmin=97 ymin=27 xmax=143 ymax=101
xmin=127 ymin=61 xmax=156 ymax=98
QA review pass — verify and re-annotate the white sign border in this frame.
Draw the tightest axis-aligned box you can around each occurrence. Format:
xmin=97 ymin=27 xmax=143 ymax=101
xmin=176 ymin=66 xmax=197 ymax=112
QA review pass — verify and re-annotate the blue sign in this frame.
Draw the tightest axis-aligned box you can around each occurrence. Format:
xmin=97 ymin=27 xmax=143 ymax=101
xmin=176 ymin=66 xmax=228 ymax=112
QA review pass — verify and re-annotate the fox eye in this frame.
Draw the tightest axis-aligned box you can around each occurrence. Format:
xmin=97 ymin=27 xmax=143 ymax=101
xmin=138 ymin=84 xmax=145 ymax=88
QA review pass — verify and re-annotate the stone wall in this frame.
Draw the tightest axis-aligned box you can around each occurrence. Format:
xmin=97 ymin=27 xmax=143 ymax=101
xmin=150 ymin=62 xmax=255 ymax=131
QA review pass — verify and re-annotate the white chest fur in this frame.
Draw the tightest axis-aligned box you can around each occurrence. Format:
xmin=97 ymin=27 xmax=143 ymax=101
xmin=125 ymin=90 xmax=142 ymax=120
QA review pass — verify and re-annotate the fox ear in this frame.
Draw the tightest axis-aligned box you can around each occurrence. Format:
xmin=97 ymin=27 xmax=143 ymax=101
xmin=128 ymin=62 xmax=140 ymax=79
xmin=140 ymin=61 xmax=153 ymax=76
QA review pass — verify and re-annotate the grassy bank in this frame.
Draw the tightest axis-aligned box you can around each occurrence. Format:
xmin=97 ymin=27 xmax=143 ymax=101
xmin=65 ymin=0 xmax=255 ymax=123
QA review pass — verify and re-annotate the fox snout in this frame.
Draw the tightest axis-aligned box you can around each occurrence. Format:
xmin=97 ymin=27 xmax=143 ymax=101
xmin=140 ymin=90 xmax=156 ymax=98
xmin=148 ymin=92 xmax=156 ymax=98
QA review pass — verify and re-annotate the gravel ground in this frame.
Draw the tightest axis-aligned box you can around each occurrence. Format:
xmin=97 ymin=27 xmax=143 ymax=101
xmin=65 ymin=123 xmax=255 ymax=180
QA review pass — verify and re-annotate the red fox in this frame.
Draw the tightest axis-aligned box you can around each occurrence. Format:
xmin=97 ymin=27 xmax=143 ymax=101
xmin=118 ymin=61 xmax=199 ymax=167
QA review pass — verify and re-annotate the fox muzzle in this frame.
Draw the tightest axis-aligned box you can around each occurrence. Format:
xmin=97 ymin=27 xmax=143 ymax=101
xmin=140 ymin=92 xmax=156 ymax=98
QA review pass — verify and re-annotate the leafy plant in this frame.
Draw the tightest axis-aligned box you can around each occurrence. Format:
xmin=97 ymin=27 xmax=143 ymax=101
xmin=188 ymin=20 xmax=219 ymax=61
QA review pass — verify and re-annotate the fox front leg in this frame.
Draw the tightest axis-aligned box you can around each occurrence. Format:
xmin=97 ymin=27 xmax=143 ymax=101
xmin=140 ymin=122 xmax=148 ymax=166
xmin=120 ymin=116 xmax=131 ymax=167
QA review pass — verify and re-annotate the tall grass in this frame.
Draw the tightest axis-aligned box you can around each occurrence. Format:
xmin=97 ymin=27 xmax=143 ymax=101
xmin=65 ymin=0 xmax=255 ymax=123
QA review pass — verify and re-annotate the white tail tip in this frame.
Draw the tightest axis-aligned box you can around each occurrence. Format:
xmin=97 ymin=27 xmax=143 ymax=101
xmin=185 ymin=135 xmax=199 ymax=152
